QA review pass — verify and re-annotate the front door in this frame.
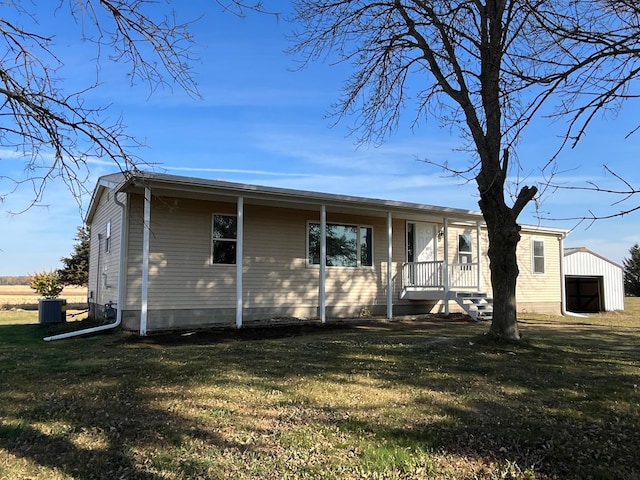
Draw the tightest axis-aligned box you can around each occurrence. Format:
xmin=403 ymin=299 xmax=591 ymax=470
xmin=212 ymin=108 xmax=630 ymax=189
xmin=407 ymin=222 xmax=438 ymax=286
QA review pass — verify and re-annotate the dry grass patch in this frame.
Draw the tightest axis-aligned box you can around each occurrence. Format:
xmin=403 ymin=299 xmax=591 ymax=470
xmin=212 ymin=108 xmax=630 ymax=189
xmin=0 ymin=285 xmax=87 ymax=310
xmin=0 ymin=302 xmax=638 ymax=479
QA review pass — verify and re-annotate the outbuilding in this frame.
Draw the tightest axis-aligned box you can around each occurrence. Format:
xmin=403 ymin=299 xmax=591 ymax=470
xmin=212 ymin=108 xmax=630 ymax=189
xmin=564 ymin=247 xmax=625 ymax=312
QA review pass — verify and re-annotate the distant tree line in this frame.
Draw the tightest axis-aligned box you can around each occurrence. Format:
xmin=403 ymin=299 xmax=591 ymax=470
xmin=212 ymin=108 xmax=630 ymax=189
xmin=0 ymin=276 xmax=30 ymax=286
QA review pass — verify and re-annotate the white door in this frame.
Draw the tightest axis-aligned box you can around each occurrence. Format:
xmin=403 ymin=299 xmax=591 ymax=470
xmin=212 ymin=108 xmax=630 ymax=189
xmin=407 ymin=222 xmax=438 ymax=286
xmin=414 ymin=222 xmax=436 ymax=262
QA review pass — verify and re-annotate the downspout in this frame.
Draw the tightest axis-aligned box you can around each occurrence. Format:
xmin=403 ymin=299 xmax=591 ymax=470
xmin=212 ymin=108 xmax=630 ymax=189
xmin=559 ymin=232 xmax=567 ymax=315
xmin=44 ymin=192 xmax=127 ymax=341
xmin=95 ymin=234 xmax=102 ymax=310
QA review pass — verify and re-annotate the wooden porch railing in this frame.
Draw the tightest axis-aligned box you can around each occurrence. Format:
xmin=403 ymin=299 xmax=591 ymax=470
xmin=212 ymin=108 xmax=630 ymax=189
xmin=402 ymin=261 xmax=480 ymax=289
xmin=402 ymin=261 xmax=443 ymax=288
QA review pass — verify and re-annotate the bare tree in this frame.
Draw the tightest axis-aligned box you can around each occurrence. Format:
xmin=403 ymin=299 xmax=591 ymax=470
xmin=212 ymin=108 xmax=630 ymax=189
xmin=290 ymin=0 xmax=640 ymax=340
xmin=0 ymin=0 xmax=270 ymax=211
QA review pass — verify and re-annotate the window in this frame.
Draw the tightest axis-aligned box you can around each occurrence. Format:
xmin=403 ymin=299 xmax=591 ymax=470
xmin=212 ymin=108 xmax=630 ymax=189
xmin=458 ymin=233 xmax=472 ymax=264
xmin=407 ymin=223 xmax=415 ymax=263
xmin=308 ymin=222 xmax=373 ymax=267
xmin=212 ymin=214 xmax=237 ymax=264
xmin=105 ymin=221 xmax=111 ymax=253
xmin=532 ymin=240 xmax=545 ymax=274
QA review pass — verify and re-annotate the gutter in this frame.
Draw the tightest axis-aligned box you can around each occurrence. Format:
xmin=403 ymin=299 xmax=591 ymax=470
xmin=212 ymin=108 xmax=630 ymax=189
xmin=44 ymin=192 xmax=128 ymax=341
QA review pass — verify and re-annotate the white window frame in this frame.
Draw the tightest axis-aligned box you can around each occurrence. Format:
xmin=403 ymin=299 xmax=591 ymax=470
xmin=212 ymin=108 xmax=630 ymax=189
xmin=307 ymin=221 xmax=374 ymax=268
xmin=211 ymin=213 xmax=237 ymax=265
xmin=532 ymin=239 xmax=545 ymax=274
xmin=105 ymin=221 xmax=111 ymax=253
xmin=458 ymin=233 xmax=473 ymax=264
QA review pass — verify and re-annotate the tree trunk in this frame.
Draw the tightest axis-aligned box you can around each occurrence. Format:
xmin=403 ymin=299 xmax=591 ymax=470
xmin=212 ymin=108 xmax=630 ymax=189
xmin=484 ymin=212 xmax=521 ymax=341
xmin=479 ymin=178 xmax=537 ymax=341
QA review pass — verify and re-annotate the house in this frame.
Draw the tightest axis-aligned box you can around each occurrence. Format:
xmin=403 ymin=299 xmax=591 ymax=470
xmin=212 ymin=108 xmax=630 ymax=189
xmin=564 ymin=247 xmax=625 ymax=312
xmin=84 ymin=171 xmax=567 ymax=335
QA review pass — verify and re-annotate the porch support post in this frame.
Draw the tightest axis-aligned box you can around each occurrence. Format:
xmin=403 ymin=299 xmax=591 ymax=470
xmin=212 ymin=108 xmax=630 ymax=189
xmin=140 ymin=186 xmax=151 ymax=336
xmin=386 ymin=212 xmax=393 ymax=319
xmin=476 ymin=221 xmax=482 ymax=292
xmin=443 ymin=217 xmax=450 ymax=315
xmin=319 ymin=205 xmax=326 ymax=323
xmin=236 ymin=196 xmax=244 ymax=329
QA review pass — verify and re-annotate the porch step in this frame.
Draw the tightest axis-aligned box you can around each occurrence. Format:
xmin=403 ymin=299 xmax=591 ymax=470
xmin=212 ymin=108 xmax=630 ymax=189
xmin=454 ymin=292 xmax=493 ymax=321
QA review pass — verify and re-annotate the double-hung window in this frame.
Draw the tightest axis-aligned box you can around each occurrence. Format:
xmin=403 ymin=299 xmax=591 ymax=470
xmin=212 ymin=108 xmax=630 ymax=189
xmin=532 ymin=239 xmax=545 ymax=274
xmin=458 ymin=233 xmax=472 ymax=265
xmin=308 ymin=222 xmax=373 ymax=267
xmin=212 ymin=214 xmax=237 ymax=264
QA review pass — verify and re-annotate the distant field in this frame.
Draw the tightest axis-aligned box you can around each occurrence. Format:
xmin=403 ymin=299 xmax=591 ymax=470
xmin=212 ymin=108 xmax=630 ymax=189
xmin=0 ymin=285 xmax=87 ymax=309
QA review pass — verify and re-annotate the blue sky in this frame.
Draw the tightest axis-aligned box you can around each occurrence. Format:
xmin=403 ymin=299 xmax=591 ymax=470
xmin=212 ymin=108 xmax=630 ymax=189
xmin=1 ymin=2 xmax=639 ymax=275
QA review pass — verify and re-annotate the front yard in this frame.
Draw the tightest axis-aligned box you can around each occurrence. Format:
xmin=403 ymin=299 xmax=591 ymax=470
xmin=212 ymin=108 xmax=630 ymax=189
xmin=0 ymin=301 xmax=638 ymax=479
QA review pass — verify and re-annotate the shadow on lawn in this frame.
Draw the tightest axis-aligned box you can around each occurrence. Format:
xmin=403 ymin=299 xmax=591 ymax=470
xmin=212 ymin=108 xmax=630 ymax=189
xmin=321 ymin=322 xmax=640 ymax=478
xmin=0 ymin=326 xmax=259 ymax=479
xmin=0 ymin=319 xmax=638 ymax=479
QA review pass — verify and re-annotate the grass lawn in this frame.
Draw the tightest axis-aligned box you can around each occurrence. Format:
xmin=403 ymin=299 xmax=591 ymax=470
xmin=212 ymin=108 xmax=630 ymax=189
xmin=0 ymin=301 xmax=639 ymax=479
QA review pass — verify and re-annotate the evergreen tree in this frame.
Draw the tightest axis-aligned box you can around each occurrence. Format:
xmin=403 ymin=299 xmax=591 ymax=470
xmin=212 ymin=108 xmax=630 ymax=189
xmin=623 ymin=244 xmax=640 ymax=297
xmin=58 ymin=226 xmax=90 ymax=287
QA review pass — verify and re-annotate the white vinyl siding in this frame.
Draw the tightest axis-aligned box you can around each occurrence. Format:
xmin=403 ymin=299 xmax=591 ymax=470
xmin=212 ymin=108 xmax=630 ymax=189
xmin=516 ymin=232 xmax=562 ymax=313
xmin=133 ymin=197 xmax=236 ymax=310
xmin=442 ymin=226 xmax=562 ymax=314
xmin=119 ymin=190 xmax=566 ymax=323
xmin=125 ymin=198 xmax=390 ymax=315
xmin=88 ymin=190 xmax=122 ymax=307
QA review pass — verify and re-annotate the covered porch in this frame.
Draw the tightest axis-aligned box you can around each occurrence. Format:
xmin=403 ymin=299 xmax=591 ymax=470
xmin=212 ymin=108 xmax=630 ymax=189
xmin=399 ymin=219 xmax=493 ymax=321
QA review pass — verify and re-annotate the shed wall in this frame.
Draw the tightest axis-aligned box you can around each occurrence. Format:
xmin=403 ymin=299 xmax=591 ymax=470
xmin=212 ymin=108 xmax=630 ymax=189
xmin=564 ymin=251 xmax=624 ymax=311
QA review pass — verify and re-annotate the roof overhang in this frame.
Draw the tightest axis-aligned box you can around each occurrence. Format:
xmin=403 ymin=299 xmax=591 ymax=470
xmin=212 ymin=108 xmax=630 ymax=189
xmin=86 ymin=171 xmax=568 ymax=236
xmin=114 ymin=171 xmax=486 ymax=224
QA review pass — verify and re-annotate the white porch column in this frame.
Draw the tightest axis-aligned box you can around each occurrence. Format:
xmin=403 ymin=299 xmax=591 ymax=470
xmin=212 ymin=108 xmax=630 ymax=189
xmin=386 ymin=212 xmax=393 ymax=319
xmin=140 ymin=187 xmax=151 ymax=336
xmin=319 ymin=205 xmax=327 ymax=323
xmin=443 ymin=217 xmax=450 ymax=315
xmin=236 ymin=196 xmax=244 ymax=329
xmin=476 ymin=221 xmax=482 ymax=292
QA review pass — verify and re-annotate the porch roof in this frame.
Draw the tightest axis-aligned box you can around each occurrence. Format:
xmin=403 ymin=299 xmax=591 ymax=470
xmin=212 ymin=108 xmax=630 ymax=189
xmin=108 ymin=171 xmax=486 ymax=224
xmin=87 ymin=172 xmax=569 ymax=236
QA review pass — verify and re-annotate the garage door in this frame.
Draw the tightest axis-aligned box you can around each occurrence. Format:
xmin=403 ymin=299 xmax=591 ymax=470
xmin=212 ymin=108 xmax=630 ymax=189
xmin=565 ymin=276 xmax=603 ymax=313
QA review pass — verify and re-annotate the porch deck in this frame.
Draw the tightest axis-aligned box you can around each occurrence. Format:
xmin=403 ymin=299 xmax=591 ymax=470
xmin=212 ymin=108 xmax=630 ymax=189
xmin=400 ymin=261 xmax=492 ymax=320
